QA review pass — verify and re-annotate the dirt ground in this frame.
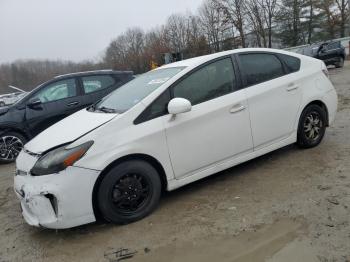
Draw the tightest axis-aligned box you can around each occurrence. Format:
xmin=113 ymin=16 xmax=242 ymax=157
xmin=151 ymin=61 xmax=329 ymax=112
xmin=1 ymin=62 xmax=350 ymax=262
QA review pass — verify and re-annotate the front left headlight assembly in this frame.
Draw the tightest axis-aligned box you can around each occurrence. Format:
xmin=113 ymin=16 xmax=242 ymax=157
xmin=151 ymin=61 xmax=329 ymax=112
xmin=31 ymin=141 xmax=94 ymax=176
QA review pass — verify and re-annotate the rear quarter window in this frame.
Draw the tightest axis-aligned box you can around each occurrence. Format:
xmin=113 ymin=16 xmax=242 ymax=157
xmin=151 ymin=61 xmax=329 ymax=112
xmin=279 ymin=54 xmax=301 ymax=73
xmin=238 ymin=53 xmax=284 ymax=86
xmin=82 ymin=75 xmax=118 ymax=94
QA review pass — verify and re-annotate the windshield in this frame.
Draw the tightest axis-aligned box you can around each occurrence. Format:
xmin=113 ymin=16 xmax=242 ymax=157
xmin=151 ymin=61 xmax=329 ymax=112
xmin=12 ymin=92 xmax=29 ymax=106
xmin=94 ymin=67 xmax=185 ymax=113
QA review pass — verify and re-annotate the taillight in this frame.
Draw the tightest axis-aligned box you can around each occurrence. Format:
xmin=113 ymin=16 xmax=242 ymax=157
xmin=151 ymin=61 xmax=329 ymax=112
xmin=322 ymin=68 xmax=329 ymax=78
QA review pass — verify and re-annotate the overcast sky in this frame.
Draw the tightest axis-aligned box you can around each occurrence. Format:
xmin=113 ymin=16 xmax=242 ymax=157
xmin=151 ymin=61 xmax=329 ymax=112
xmin=0 ymin=0 xmax=203 ymax=64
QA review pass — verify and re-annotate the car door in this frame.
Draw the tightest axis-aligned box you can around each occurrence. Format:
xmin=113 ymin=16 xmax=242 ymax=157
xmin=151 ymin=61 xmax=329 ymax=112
xmin=78 ymin=74 xmax=123 ymax=107
xmin=164 ymin=57 xmax=253 ymax=179
xmin=236 ymin=52 xmax=302 ymax=149
xmin=25 ymin=77 xmax=82 ymax=137
xmin=325 ymin=42 xmax=340 ymax=61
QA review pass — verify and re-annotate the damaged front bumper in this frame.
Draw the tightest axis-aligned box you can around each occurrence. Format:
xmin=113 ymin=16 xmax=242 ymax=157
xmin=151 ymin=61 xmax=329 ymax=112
xmin=14 ymin=151 xmax=101 ymax=229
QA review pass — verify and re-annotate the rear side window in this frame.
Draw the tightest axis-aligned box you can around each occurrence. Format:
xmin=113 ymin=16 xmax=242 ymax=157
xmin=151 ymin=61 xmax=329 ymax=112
xmin=279 ymin=54 xmax=301 ymax=73
xmin=327 ymin=42 xmax=340 ymax=50
xmin=82 ymin=75 xmax=118 ymax=94
xmin=173 ymin=58 xmax=237 ymax=105
xmin=239 ymin=53 xmax=284 ymax=86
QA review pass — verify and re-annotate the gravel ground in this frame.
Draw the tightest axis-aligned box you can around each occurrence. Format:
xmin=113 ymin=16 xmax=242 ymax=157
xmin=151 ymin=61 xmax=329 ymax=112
xmin=0 ymin=62 xmax=350 ymax=262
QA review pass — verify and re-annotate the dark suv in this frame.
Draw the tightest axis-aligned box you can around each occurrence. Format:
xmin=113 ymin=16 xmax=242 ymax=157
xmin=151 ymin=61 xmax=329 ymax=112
xmin=298 ymin=41 xmax=346 ymax=68
xmin=0 ymin=70 xmax=133 ymax=162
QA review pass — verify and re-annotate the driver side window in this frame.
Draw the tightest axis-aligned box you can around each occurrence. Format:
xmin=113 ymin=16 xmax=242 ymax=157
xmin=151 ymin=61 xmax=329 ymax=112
xmin=32 ymin=78 xmax=77 ymax=103
xmin=172 ymin=58 xmax=236 ymax=105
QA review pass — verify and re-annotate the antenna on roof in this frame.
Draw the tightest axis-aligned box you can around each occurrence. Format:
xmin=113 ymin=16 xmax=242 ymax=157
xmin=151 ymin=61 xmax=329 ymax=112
xmin=9 ymin=85 xmax=25 ymax=92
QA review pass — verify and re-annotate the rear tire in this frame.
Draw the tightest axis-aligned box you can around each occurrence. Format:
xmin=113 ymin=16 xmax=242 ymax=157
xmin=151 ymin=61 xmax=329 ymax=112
xmin=97 ymin=160 xmax=161 ymax=224
xmin=335 ymin=57 xmax=344 ymax=68
xmin=0 ymin=132 xmax=27 ymax=163
xmin=297 ymin=105 xmax=327 ymax=149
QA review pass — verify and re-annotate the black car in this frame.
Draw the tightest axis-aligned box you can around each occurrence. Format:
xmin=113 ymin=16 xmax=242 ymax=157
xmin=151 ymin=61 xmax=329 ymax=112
xmin=298 ymin=41 xmax=346 ymax=68
xmin=0 ymin=70 xmax=133 ymax=163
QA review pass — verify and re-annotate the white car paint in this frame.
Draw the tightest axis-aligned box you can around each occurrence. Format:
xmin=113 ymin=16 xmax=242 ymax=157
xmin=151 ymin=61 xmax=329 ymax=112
xmin=167 ymin=97 xmax=192 ymax=115
xmin=15 ymin=48 xmax=338 ymax=229
xmin=25 ymin=108 xmax=117 ymax=154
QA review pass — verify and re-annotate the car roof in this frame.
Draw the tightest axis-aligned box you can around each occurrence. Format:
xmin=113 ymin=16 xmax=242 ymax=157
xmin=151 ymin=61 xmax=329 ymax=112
xmin=159 ymin=48 xmax=304 ymax=70
xmin=54 ymin=70 xmax=133 ymax=79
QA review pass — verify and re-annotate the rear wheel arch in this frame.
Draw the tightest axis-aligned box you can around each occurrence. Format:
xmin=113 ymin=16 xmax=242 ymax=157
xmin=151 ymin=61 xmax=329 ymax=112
xmin=297 ymin=102 xmax=327 ymax=148
xmin=92 ymin=153 xmax=168 ymax=221
xmin=301 ymin=100 xmax=329 ymax=126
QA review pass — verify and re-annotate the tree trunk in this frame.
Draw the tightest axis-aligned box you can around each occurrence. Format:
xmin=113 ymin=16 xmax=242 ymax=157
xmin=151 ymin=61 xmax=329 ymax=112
xmin=340 ymin=0 xmax=346 ymax=37
xmin=308 ymin=0 xmax=313 ymax=44
xmin=239 ymin=28 xmax=245 ymax=47
xmin=268 ymin=15 xmax=272 ymax=48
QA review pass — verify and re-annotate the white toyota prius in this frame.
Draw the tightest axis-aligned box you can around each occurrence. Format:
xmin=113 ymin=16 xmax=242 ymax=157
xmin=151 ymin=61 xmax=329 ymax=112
xmin=15 ymin=48 xmax=337 ymax=229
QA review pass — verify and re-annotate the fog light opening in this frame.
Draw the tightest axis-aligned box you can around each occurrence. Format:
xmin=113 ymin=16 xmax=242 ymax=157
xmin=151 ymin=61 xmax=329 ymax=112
xmin=45 ymin=194 xmax=58 ymax=217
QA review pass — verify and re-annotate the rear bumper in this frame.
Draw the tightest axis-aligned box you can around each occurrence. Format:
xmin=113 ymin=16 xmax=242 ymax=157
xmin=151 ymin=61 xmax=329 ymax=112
xmin=324 ymin=56 xmax=342 ymax=65
xmin=14 ymin=165 xmax=100 ymax=229
xmin=323 ymin=88 xmax=338 ymax=126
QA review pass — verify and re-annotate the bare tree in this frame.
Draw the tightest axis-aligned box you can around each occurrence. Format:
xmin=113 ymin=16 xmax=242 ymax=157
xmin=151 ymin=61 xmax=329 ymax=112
xmin=216 ymin=0 xmax=246 ymax=47
xmin=104 ymin=27 xmax=145 ymax=73
xmin=259 ymin=0 xmax=279 ymax=47
xmin=143 ymin=26 xmax=171 ymax=68
xmin=335 ymin=0 xmax=349 ymax=37
xmin=164 ymin=14 xmax=189 ymax=53
xmin=199 ymin=0 xmax=225 ymax=52
xmin=245 ymin=0 xmax=267 ymax=47
xmin=319 ymin=0 xmax=340 ymax=38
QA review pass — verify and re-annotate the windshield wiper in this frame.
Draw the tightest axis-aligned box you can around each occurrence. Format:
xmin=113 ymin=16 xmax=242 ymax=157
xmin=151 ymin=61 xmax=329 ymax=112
xmin=97 ymin=106 xmax=117 ymax=113
xmin=87 ymin=104 xmax=96 ymax=112
xmin=87 ymin=99 xmax=102 ymax=112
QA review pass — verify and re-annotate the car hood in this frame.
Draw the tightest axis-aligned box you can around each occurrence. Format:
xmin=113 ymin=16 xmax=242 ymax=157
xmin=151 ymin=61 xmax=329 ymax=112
xmin=25 ymin=109 xmax=117 ymax=154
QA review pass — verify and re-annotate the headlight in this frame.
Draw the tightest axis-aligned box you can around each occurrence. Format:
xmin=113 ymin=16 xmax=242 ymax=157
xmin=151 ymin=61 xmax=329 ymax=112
xmin=31 ymin=141 xmax=93 ymax=176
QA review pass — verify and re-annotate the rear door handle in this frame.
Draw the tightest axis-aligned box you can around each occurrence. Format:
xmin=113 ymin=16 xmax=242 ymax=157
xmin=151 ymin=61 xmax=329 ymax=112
xmin=286 ymin=83 xmax=299 ymax=91
xmin=67 ymin=101 xmax=79 ymax=107
xmin=230 ymin=104 xmax=246 ymax=114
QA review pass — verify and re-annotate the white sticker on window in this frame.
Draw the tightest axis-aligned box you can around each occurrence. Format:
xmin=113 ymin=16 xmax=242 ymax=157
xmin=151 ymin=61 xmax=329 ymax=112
xmin=147 ymin=78 xmax=170 ymax=85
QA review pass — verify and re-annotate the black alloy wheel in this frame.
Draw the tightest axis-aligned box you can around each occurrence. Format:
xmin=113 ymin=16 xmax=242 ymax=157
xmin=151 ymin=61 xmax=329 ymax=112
xmin=0 ymin=132 xmax=26 ymax=163
xmin=297 ymin=104 xmax=326 ymax=148
xmin=112 ymin=173 xmax=152 ymax=215
xmin=97 ymin=160 xmax=161 ymax=224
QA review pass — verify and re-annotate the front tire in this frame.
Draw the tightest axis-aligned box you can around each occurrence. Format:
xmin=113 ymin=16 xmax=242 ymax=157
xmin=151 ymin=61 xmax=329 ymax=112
xmin=0 ymin=132 xmax=26 ymax=163
xmin=97 ymin=160 xmax=161 ymax=224
xmin=297 ymin=105 xmax=327 ymax=148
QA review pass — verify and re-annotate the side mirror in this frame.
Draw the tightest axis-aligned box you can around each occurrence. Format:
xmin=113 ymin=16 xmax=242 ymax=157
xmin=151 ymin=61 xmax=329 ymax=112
xmin=168 ymin=98 xmax=192 ymax=115
xmin=27 ymin=99 xmax=42 ymax=109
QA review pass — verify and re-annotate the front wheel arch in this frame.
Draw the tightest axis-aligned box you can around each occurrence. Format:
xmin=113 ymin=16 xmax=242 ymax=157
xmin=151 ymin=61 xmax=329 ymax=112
xmin=0 ymin=128 xmax=29 ymax=141
xmin=92 ymin=154 xmax=168 ymax=222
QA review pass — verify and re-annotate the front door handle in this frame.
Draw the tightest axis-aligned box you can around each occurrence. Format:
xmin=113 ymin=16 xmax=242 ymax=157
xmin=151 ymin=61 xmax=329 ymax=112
xmin=286 ymin=83 xmax=299 ymax=91
xmin=230 ymin=104 xmax=246 ymax=114
xmin=67 ymin=101 xmax=79 ymax=107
